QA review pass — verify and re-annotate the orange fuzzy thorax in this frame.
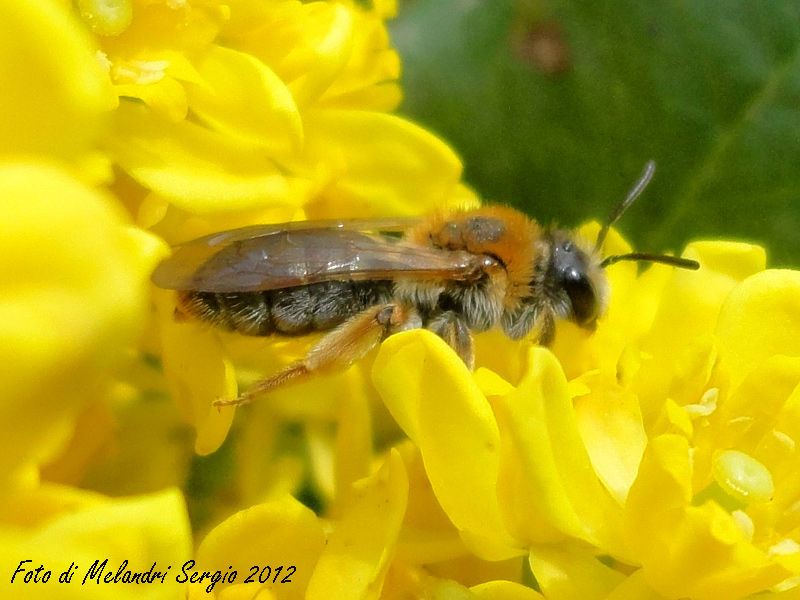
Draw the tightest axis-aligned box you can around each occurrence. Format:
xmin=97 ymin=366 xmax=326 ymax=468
xmin=406 ymin=206 xmax=545 ymax=309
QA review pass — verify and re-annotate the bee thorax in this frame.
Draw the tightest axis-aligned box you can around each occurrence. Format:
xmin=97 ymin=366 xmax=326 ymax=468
xmin=393 ymin=277 xmax=505 ymax=332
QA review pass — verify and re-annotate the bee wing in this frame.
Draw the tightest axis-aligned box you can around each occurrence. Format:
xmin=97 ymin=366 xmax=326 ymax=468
xmin=152 ymin=223 xmax=480 ymax=293
xmin=171 ymin=216 xmax=425 ymax=249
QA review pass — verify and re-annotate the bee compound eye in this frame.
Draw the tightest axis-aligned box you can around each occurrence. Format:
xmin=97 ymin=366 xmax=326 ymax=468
xmin=562 ymin=268 xmax=598 ymax=326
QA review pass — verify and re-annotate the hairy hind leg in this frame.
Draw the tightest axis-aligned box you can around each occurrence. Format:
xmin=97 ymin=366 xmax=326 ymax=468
xmin=426 ymin=310 xmax=475 ymax=370
xmin=214 ymin=303 xmax=419 ymax=407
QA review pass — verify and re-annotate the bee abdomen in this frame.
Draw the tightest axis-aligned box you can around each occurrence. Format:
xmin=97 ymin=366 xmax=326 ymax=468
xmin=177 ymin=280 xmax=393 ymax=336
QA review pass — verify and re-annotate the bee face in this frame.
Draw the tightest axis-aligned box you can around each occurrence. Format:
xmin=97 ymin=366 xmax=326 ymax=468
xmin=550 ymin=232 xmax=602 ymax=328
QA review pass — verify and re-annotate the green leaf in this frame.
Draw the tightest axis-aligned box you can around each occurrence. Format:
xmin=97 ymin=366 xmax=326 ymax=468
xmin=390 ymin=0 xmax=800 ymax=266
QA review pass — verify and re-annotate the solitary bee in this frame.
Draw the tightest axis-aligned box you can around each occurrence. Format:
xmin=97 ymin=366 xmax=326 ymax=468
xmin=152 ymin=162 xmax=698 ymax=406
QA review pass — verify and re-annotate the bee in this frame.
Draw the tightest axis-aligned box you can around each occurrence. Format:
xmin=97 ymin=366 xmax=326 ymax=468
xmin=152 ymin=161 xmax=699 ymax=407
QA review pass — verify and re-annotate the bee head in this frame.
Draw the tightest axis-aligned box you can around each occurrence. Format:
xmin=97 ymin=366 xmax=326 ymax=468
xmin=551 ymin=231 xmax=606 ymax=329
xmin=503 ymin=161 xmax=699 ymax=345
xmin=500 ymin=228 xmax=607 ymax=343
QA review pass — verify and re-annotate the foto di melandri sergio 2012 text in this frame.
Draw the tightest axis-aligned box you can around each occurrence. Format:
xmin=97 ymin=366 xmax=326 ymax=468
xmin=10 ymin=558 xmax=296 ymax=593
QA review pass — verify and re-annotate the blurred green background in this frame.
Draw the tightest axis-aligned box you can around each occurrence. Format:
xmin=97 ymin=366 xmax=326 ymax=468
xmin=389 ymin=0 xmax=800 ymax=266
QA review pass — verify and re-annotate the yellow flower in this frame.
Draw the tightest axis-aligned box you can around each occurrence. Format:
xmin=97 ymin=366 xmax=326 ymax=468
xmin=372 ymin=239 xmax=800 ymax=599
xmin=190 ymin=446 xmax=541 ymax=600
xmin=0 ymin=2 xmax=189 ymax=598
xmin=85 ymin=0 xmax=461 ymax=228
xmin=7 ymin=1 xmax=799 ymax=599
xmin=624 ymin=267 xmax=800 ymax=599
xmin=0 ymin=162 xmax=165 ymax=486
xmin=0 ymin=0 xmax=166 ymax=490
xmin=0 ymin=0 xmax=115 ymax=179
xmin=1 ymin=487 xmax=191 ymax=600
xmin=189 ymin=449 xmax=405 ymax=599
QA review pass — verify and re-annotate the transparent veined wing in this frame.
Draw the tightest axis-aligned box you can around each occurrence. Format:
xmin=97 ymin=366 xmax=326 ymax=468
xmin=152 ymin=219 xmax=483 ymax=293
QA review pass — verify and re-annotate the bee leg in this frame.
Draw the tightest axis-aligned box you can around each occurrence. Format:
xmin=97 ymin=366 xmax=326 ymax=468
xmin=537 ymin=309 xmax=556 ymax=346
xmin=214 ymin=303 xmax=418 ymax=407
xmin=426 ymin=311 xmax=474 ymax=371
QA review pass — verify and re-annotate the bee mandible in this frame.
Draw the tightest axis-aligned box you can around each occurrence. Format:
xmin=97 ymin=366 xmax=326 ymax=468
xmin=152 ymin=161 xmax=699 ymax=407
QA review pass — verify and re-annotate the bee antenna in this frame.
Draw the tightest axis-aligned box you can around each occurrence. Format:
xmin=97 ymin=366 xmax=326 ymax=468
xmin=600 ymin=252 xmax=700 ymax=270
xmin=595 ymin=160 xmax=657 ymax=252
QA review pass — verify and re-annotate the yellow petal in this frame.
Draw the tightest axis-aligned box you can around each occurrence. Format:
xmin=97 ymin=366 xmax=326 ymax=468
xmin=571 ymin=372 xmax=647 ymax=504
xmin=196 ymin=495 xmax=326 ymax=598
xmin=421 ymin=578 xmax=480 ymax=600
xmin=95 ymin=0 xmax=226 ymax=60
xmin=692 ymin=356 xmax=800 ymax=489
xmin=471 ymin=579 xmax=546 ymax=600
xmin=155 ymin=290 xmax=237 ymax=455
xmin=632 ymin=339 xmax=716 ymax=431
xmin=306 ymin=449 xmax=408 ymax=600
xmin=235 ymin=410 xmax=304 ymax=508
xmin=601 ymin=570 xmax=666 ymax=600
xmin=217 ymin=584 xmax=277 ymax=600
xmin=624 ymin=435 xmax=791 ymax=598
xmin=473 ymin=367 xmax=515 ymax=398
xmin=285 ymin=3 xmax=354 ymax=108
xmin=427 ymin=554 xmax=525 ymax=592
xmin=301 ymin=109 xmax=463 ymax=218
xmin=302 ymin=369 xmax=379 ymax=508
xmin=320 ymin=80 xmax=402 ymax=112
xmin=527 ymin=543 xmax=625 ymax=600
xmin=0 ymin=0 xmax=113 ymax=164
xmin=652 ymin=398 xmax=694 ymax=439
xmin=146 ymin=200 xmax=300 ymax=246
xmin=188 ymin=45 xmax=303 ymax=152
xmin=72 ymin=382 xmax=193 ymax=495
xmin=316 ymin=3 xmax=402 ymax=111
xmin=644 ymin=502 xmax=790 ymax=599
xmin=372 ymin=330 xmax=519 ymax=560
xmin=0 ymin=162 xmax=165 ymax=482
xmin=109 ymin=100 xmax=291 ymax=213
xmin=630 ymin=243 xmax=758 ymax=425
xmin=647 ymin=240 xmax=764 ymax=348
xmin=685 ymin=240 xmax=766 ymax=282
xmin=497 ymin=347 xmax=625 ymax=555
xmin=114 ymin=76 xmax=189 ymax=122
xmin=774 ymin=380 xmax=800 ymax=473
xmin=624 ymin=434 xmax=692 ymax=565
xmin=473 ymin=329 xmax=530 ymax=387
xmin=224 ymin=1 xmax=355 ymax=111
xmin=395 ymin=442 xmax=466 ymax=566
xmin=39 ymin=398 xmax=117 ymax=487
xmin=332 ymin=388 xmax=373 ymax=511
xmin=3 ymin=488 xmax=191 ymax=599
xmin=0 ymin=482 xmax=105 ymax=529
xmin=717 ymin=270 xmax=800 ymax=391
xmin=374 ymin=0 xmax=398 ymax=19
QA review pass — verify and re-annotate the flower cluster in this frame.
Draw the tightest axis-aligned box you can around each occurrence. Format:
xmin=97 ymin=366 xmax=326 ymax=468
xmin=371 ymin=234 xmax=800 ymax=598
xmin=2 ymin=1 xmax=800 ymax=599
